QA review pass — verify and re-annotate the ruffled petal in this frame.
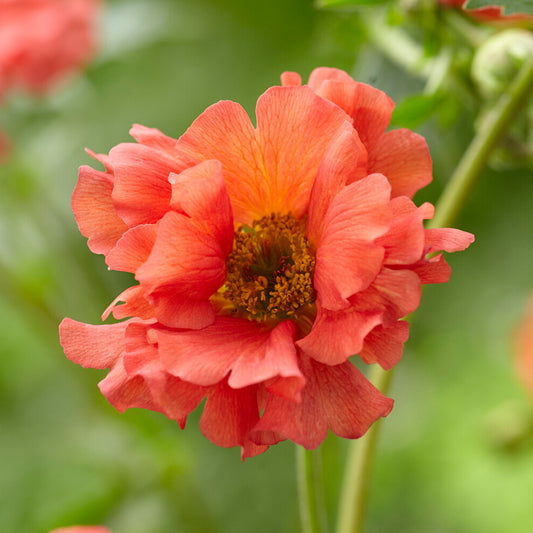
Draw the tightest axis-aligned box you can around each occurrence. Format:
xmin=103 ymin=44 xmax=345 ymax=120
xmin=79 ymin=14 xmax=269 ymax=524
xmin=314 ymin=173 xmax=391 ymax=310
xmin=411 ymin=254 xmax=452 ymax=284
xmin=148 ymin=292 xmax=216 ymax=330
xmin=199 ymin=382 xmax=268 ymax=458
xmin=123 ymin=322 xmax=206 ymax=426
xmin=378 ymin=198 xmax=431 ymax=265
xmin=368 ymin=129 xmax=433 ymax=198
xmin=424 ymin=228 xmax=475 ymax=254
xmin=280 ymin=71 xmax=302 ymax=86
xmin=308 ymin=72 xmax=394 ymax=149
xmin=59 ymin=318 xmax=130 ymax=369
xmin=255 ymin=85 xmax=351 ymax=218
xmin=157 ymin=318 xmax=304 ymax=399
xmin=176 ymin=100 xmax=266 ymax=223
xmin=251 ymin=354 xmax=393 ymax=449
xmin=98 ymin=358 xmax=164 ymax=414
xmin=359 ymin=321 xmax=410 ymax=370
xmin=407 ymin=228 xmax=474 ymax=285
xmin=110 ymin=143 xmax=181 ymax=226
xmin=105 ymin=223 xmax=158 ymax=273
xmin=59 ymin=318 xmax=165 ymax=416
xmin=135 ymin=210 xmax=227 ymax=327
xmin=169 ymin=160 xmax=234 ymax=256
xmin=129 ymin=123 xmax=180 ymax=151
xmin=352 ymin=268 xmax=422 ymax=326
xmin=229 ymin=320 xmax=303 ymax=397
xmin=297 ymin=304 xmax=382 ymax=365
xmin=308 ymin=67 xmax=355 ymax=88
xmin=72 ymin=164 xmax=128 ymax=256
xmin=102 ymin=285 xmax=154 ymax=321
xmin=306 ymin=121 xmax=368 ymax=245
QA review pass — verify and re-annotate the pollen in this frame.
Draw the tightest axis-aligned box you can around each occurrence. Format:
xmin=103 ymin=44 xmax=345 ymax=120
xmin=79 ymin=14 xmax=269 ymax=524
xmin=223 ymin=213 xmax=316 ymax=322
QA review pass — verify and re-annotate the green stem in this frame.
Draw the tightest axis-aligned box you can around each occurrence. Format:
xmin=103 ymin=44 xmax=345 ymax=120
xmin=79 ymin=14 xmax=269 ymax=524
xmin=335 ymin=365 xmax=392 ymax=533
xmin=430 ymin=55 xmax=533 ymax=229
xmin=297 ymin=446 xmax=323 ymax=533
xmin=334 ymin=54 xmax=533 ymax=533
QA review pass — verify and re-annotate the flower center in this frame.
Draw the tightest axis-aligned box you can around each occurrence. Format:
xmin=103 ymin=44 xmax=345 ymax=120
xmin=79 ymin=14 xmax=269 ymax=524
xmin=223 ymin=213 xmax=316 ymax=322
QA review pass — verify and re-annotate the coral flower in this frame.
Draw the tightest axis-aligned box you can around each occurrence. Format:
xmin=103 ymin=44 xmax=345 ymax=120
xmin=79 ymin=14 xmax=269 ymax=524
xmin=0 ymin=0 xmax=99 ymax=98
xmin=515 ymin=294 xmax=533 ymax=395
xmin=60 ymin=68 xmax=474 ymax=458
xmin=438 ymin=0 xmax=533 ymax=23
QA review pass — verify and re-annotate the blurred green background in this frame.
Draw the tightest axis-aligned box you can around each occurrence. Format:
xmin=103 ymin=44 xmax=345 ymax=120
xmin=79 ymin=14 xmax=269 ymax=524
xmin=1 ymin=0 xmax=533 ymax=532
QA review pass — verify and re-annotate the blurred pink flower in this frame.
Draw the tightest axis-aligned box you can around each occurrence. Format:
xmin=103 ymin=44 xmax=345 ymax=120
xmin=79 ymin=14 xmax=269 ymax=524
xmin=60 ymin=68 xmax=474 ymax=458
xmin=438 ymin=0 xmax=533 ymax=23
xmin=49 ymin=527 xmax=112 ymax=533
xmin=0 ymin=0 xmax=100 ymax=98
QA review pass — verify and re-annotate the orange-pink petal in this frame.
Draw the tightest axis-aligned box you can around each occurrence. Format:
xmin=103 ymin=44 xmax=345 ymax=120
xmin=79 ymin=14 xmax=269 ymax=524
xmin=306 ymin=121 xmax=368 ymax=244
xmin=251 ymin=354 xmax=393 ymax=449
xmin=352 ymin=268 xmax=422 ymax=326
xmin=176 ymin=99 xmax=266 ymax=223
xmin=177 ymin=86 xmax=351 ymax=222
xmin=110 ymin=142 xmax=181 ymax=226
xmin=308 ymin=70 xmax=394 ymax=149
xmin=129 ymin=123 xmax=181 ymax=151
xmin=59 ymin=318 xmax=130 ymax=369
xmin=157 ymin=318 xmax=304 ymax=399
xmin=280 ymin=71 xmax=302 ymax=86
xmin=378 ymin=198 xmax=432 ymax=265
xmin=135 ymin=209 xmax=230 ymax=327
xmin=72 ymin=164 xmax=128 ymax=256
xmin=424 ymin=228 xmax=475 ymax=254
xmin=105 ymin=223 xmax=158 ymax=273
xmin=359 ymin=321 xmax=410 ymax=370
xmin=313 ymin=173 xmax=391 ymax=310
xmin=367 ymin=128 xmax=433 ymax=199
xmin=102 ymin=285 xmax=154 ymax=321
xmin=297 ymin=304 xmax=382 ymax=365
xmin=199 ymin=382 xmax=269 ymax=458
xmin=254 ymin=85 xmax=351 ymax=218
xmin=169 ymin=160 xmax=233 ymax=256
xmin=122 ymin=322 xmax=206 ymax=425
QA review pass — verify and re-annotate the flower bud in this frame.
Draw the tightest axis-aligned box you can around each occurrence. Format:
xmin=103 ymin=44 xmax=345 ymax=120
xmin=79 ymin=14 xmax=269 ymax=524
xmin=471 ymin=29 xmax=533 ymax=100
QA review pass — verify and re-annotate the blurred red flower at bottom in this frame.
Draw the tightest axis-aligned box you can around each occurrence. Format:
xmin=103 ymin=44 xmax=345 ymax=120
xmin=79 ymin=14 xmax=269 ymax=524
xmin=49 ymin=527 xmax=112 ymax=533
xmin=438 ymin=0 xmax=533 ymax=23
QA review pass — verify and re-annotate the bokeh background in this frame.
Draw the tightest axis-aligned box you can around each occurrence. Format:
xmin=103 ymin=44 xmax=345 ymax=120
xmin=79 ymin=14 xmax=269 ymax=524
xmin=1 ymin=0 xmax=533 ymax=532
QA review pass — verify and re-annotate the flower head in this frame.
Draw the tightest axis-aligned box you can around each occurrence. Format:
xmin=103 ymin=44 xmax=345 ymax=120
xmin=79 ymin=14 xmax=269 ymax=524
xmin=0 ymin=0 xmax=99 ymax=98
xmin=60 ymin=67 xmax=474 ymax=458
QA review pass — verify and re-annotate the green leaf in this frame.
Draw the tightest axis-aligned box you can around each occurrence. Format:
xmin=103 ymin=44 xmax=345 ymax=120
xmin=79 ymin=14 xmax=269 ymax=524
xmin=389 ymin=92 xmax=445 ymax=129
xmin=316 ymin=0 xmax=390 ymax=8
xmin=465 ymin=0 xmax=533 ymax=15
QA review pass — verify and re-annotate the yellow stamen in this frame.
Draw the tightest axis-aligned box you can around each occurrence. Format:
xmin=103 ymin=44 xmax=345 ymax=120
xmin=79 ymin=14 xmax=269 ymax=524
xmin=221 ymin=213 xmax=316 ymax=323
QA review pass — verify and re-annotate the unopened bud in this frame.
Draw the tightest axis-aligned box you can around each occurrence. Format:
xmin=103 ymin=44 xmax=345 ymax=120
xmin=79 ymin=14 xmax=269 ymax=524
xmin=471 ymin=29 xmax=533 ymax=100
